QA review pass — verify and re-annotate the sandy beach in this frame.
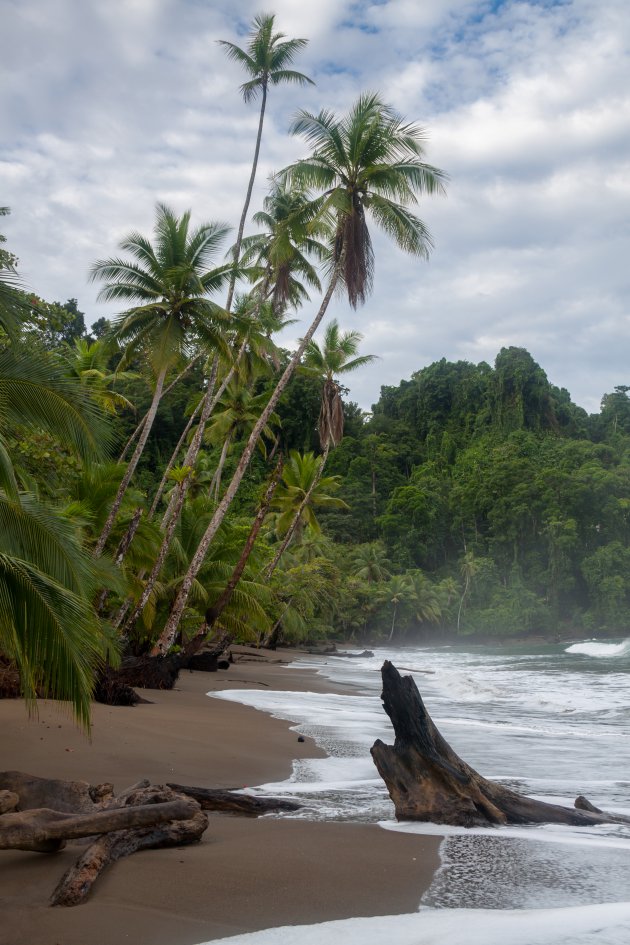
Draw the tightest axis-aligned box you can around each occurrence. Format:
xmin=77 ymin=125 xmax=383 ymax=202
xmin=0 ymin=649 xmax=441 ymax=945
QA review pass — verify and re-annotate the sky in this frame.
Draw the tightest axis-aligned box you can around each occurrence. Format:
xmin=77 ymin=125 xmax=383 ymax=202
xmin=1 ymin=0 xmax=629 ymax=413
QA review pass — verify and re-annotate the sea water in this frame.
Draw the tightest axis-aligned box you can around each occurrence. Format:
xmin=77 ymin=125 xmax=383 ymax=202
xmin=206 ymin=640 xmax=630 ymax=944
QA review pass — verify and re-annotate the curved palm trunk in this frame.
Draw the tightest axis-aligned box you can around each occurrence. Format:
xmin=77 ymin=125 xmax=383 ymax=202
xmin=160 ymin=345 xmax=245 ymax=529
xmin=190 ymin=454 xmax=284 ymax=650
xmin=94 ymin=364 xmax=168 ymax=557
xmin=153 ymin=269 xmax=341 ymax=655
xmin=225 ymin=82 xmax=268 ymax=314
xmin=264 ymin=441 xmax=331 ymax=580
xmin=118 ymin=355 xmax=202 ymax=462
xmin=210 ymin=435 xmax=231 ymax=501
xmin=456 ymin=574 xmax=470 ymax=632
xmin=123 ymin=477 xmax=190 ymax=637
xmin=148 ymin=398 xmax=202 ymax=517
xmin=148 ymin=353 xmax=219 ymax=519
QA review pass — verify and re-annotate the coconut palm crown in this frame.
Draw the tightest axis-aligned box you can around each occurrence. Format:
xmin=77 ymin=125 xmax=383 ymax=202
xmin=89 ymin=203 xmax=236 ymax=556
xmin=282 ymin=93 xmax=448 ymax=308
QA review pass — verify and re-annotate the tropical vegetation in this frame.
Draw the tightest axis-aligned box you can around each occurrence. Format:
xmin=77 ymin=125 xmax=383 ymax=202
xmin=3 ymin=13 xmax=629 ymax=729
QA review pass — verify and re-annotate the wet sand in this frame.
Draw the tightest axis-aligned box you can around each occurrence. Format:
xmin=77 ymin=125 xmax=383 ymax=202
xmin=0 ymin=648 xmax=441 ymax=945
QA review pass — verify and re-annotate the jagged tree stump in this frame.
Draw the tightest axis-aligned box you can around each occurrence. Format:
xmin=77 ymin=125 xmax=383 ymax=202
xmin=371 ymin=661 xmax=629 ymax=828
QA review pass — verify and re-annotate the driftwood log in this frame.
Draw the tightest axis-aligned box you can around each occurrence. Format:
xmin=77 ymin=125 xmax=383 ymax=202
xmin=0 ymin=770 xmax=303 ymax=906
xmin=166 ymin=783 xmax=301 ymax=816
xmin=371 ymin=661 xmax=629 ymax=828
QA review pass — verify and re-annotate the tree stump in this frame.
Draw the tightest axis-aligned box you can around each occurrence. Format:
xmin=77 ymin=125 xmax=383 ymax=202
xmin=371 ymin=661 xmax=628 ymax=828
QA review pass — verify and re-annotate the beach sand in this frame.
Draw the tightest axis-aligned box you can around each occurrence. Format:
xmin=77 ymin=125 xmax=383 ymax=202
xmin=0 ymin=648 xmax=441 ymax=945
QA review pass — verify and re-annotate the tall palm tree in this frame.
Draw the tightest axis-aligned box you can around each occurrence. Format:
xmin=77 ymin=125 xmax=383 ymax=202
xmin=90 ymin=203 xmax=233 ymax=556
xmin=283 ymin=92 xmax=447 ymax=307
xmin=457 ymin=551 xmax=481 ymax=631
xmin=156 ymin=94 xmax=446 ymax=654
xmin=218 ymin=12 xmax=314 ymax=312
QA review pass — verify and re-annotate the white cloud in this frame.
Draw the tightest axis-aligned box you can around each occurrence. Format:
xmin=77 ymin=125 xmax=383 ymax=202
xmin=1 ymin=0 xmax=629 ymax=414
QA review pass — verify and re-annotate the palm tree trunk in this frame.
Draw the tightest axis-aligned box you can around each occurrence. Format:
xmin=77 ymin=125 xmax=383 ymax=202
xmin=160 ymin=342 xmax=246 ymax=529
xmin=225 ymin=82 xmax=268 ymax=314
xmin=123 ymin=477 xmax=190 ymax=637
xmin=388 ymin=602 xmax=398 ymax=642
xmin=264 ymin=441 xmax=331 ymax=580
xmin=148 ymin=356 xmax=218 ymax=519
xmin=198 ymin=454 xmax=284 ymax=636
xmin=94 ymin=364 xmax=168 ymax=557
xmin=210 ymin=435 xmax=231 ymax=501
xmin=456 ymin=575 xmax=469 ymax=632
xmin=153 ymin=268 xmax=341 ymax=655
xmin=118 ymin=355 xmax=202 ymax=462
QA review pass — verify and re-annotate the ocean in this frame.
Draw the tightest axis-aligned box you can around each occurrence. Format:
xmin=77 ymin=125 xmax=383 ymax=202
xmin=206 ymin=639 xmax=630 ymax=944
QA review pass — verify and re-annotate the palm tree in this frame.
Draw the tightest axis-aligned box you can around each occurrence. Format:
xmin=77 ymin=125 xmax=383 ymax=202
xmin=270 ymin=450 xmax=347 ymax=538
xmin=205 ymin=378 xmax=279 ymax=500
xmin=0 ymin=207 xmax=26 ymax=340
xmin=386 ymin=574 xmax=413 ymax=641
xmin=156 ymin=94 xmax=446 ymax=654
xmin=283 ymin=92 xmax=448 ymax=307
xmin=351 ymin=542 xmax=392 ymax=584
xmin=239 ymin=180 xmax=327 ymax=313
xmin=218 ymin=13 xmax=314 ymax=312
xmin=90 ymin=203 xmax=233 ymax=555
xmin=0 ymin=345 xmax=113 ymax=727
xmin=457 ymin=551 xmax=481 ymax=631
xmin=408 ymin=570 xmax=442 ymax=630
xmin=263 ymin=315 xmax=373 ymax=577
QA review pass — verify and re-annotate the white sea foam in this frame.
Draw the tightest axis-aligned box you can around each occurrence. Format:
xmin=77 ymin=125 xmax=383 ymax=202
xmin=565 ymin=639 xmax=630 ymax=657
xmin=201 ymin=902 xmax=630 ymax=945
xmin=382 ymin=819 xmax=630 ymax=852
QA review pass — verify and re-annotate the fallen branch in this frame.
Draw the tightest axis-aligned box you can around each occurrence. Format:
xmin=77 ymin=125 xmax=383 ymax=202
xmin=371 ymin=661 xmax=629 ymax=828
xmin=167 ymin=783 xmax=301 ymax=816
xmin=50 ymin=809 xmax=208 ymax=906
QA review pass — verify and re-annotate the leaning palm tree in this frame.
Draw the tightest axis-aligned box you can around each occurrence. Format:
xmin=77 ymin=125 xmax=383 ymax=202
xmin=284 ymin=92 xmax=447 ymax=307
xmin=0 ymin=345 xmax=113 ymax=727
xmin=218 ymin=12 xmax=314 ymax=312
xmin=155 ymin=94 xmax=446 ymax=654
xmin=90 ymin=203 xmax=233 ymax=556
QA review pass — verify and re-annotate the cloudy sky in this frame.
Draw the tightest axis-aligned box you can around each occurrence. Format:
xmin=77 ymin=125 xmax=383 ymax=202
xmin=2 ymin=0 xmax=629 ymax=412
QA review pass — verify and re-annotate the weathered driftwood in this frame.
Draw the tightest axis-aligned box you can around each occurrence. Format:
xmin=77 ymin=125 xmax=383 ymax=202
xmin=167 ymin=783 xmax=302 ymax=816
xmin=50 ymin=809 xmax=208 ymax=906
xmin=0 ymin=771 xmax=303 ymax=906
xmin=371 ymin=661 xmax=629 ymax=828
xmin=0 ymin=797 xmax=199 ymax=852
xmin=0 ymin=770 xmax=112 ymax=813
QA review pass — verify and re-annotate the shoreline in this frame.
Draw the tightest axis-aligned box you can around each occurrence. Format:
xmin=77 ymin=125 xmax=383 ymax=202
xmin=0 ymin=647 xmax=441 ymax=945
